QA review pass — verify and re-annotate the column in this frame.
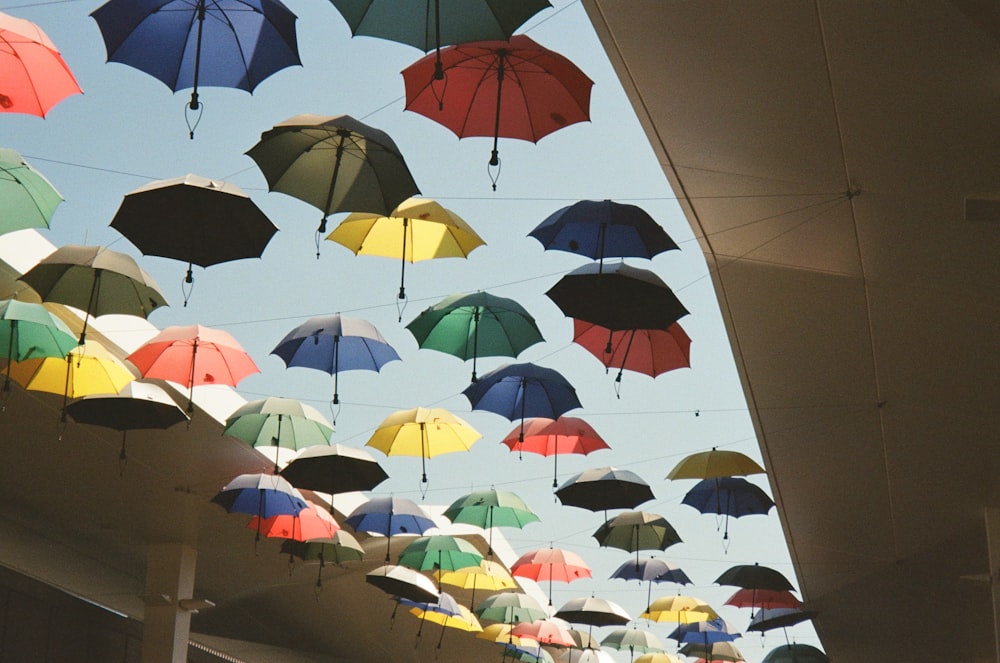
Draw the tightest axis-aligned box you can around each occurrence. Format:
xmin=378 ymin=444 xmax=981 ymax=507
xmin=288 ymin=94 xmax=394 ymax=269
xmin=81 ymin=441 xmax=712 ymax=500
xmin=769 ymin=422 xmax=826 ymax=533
xmin=141 ymin=543 xmax=197 ymax=663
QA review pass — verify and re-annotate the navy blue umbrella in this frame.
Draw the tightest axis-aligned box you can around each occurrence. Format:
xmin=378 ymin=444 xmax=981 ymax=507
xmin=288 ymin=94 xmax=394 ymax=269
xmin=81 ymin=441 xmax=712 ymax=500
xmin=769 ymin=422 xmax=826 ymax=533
xmin=529 ymin=199 xmax=678 ymax=269
xmin=610 ymin=556 xmax=691 ymax=608
xmin=345 ymin=495 xmax=435 ymax=562
xmin=91 ymin=0 xmax=301 ymax=136
xmin=272 ymin=314 xmax=400 ymax=408
xmin=461 ymin=362 xmax=581 ymax=441
xmin=682 ymin=477 xmax=775 ymax=544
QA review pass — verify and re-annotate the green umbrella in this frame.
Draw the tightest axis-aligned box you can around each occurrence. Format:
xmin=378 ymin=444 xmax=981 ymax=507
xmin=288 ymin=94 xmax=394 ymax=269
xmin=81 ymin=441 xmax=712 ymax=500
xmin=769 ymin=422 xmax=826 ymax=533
xmin=593 ymin=511 xmax=682 ymax=570
xmin=280 ymin=530 xmax=365 ymax=588
xmin=405 ymin=291 xmax=544 ymax=382
xmin=601 ymin=627 xmax=665 ymax=662
xmin=0 ymin=148 xmax=63 ymax=234
xmin=0 ymin=299 xmax=77 ymax=391
xmin=398 ymin=535 xmax=484 ymax=582
xmin=474 ymin=592 xmax=547 ymax=625
xmin=223 ymin=397 xmax=334 ymax=472
xmin=443 ymin=489 xmax=539 ymax=555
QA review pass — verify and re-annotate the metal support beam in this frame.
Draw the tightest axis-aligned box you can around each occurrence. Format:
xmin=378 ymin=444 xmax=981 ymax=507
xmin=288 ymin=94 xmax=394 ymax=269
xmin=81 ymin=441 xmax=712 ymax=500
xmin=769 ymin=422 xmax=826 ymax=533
xmin=140 ymin=543 xmax=197 ymax=663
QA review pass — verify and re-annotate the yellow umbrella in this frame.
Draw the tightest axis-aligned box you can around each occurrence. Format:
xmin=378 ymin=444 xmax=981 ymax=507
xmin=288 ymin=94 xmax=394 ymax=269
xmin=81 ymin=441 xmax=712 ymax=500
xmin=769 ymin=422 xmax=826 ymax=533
xmin=327 ymin=197 xmax=486 ymax=301
xmin=635 ymin=655 xmax=685 ymax=663
xmin=477 ymin=623 xmax=540 ymax=647
xmin=640 ymin=595 xmax=718 ymax=624
xmin=409 ymin=602 xmax=483 ymax=633
xmin=437 ymin=559 xmax=517 ymax=608
xmin=10 ymin=338 xmax=136 ymax=417
xmin=665 ymin=447 xmax=765 ymax=480
xmin=366 ymin=406 xmax=480 ymax=484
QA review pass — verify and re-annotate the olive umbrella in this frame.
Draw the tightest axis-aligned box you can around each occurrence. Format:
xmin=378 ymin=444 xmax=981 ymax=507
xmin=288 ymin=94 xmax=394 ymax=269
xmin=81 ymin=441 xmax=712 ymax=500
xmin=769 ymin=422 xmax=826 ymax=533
xmin=366 ymin=406 xmax=481 ymax=484
xmin=593 ymin=511 xmax=682 ymax=570
xmin=0 ymin=148 xmax=63 ymax=233
xmin=328 ymin=197 xmax=485 ymax=303
xmin=443 ymin=489 xmax=539 ymax=556
xmin=502 ymin=417 xmax=609 ymax=488
xmin=0 ymin=299 xmax=77 ymax=392
xmin=109 ymin=174 xmax=279 ymax=303
xmin=511 ymin=547 xmax=590 ymax=605
xmin=19 ymin=244 xmax=169 ymax=345
xmin=405 ymin=291 xmax=543 ymax=381
xmin=666 ymin=447 xmax=765 ymax=480
xmin=555 ymin=466 xmax=652 ymax=513
xmin=279 ymin=443 xmax=388 ymax=496
xmin=223 ymin=396 xmax=333 ymax=473
xmin=245 ymin=114 xmax=420 ymax=250
xmin=0 ymin=12 xmax=82 ymax=117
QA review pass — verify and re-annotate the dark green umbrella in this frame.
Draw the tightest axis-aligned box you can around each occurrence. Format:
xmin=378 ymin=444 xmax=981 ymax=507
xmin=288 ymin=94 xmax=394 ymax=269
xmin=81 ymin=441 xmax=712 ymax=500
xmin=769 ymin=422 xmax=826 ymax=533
xmin=0 ymin=148 xmax=63 ymax=234
xmin=405 ymin=291 xmax=543 ymax=382
xmin=443 ymin=489 xmax=539 ymax=555
xmin=593 ymin=511 xmax=682 ymax=570
xmin=0 ymin=299 xmax=77 ymax=392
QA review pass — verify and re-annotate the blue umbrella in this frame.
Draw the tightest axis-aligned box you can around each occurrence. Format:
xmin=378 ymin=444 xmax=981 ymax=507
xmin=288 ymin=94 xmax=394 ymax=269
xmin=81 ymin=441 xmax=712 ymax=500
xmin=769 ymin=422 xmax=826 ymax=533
xmin=529 ymin=199 xmax=678 ymax=269
xmin=669 ymin=618 xmax=740 ymax=645
xmin=272 ymin=314 xmax=400 ymax=408
xmin=90 ymin=0 xmax=301 ymax=136
xmin=345 ymin=495 xmax=435 ymax=562
xmin=681 ymin=477 xmax=774 ymax=544
xmin=461 ymin=362 xmax=582 ymax=442
xmin=210 ymin=472 xmax=308 ymax=542
xmin=610 ymin=557 xmax=691 ymax=607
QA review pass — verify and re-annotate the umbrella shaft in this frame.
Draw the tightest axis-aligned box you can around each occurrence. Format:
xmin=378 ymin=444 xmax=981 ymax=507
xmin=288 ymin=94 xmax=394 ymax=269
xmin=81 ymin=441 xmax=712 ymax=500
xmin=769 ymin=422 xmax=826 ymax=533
xmin=490 ymin=52 xmax=506 ymax=166
xmin=190 ymin=0 xmax=206 ymax=109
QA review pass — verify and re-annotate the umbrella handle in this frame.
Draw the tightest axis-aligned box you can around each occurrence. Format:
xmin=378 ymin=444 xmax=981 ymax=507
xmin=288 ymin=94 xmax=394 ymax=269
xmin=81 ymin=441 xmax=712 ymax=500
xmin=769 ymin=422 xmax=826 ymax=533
xmin=488 ymin=50 xmax=506 ymax=190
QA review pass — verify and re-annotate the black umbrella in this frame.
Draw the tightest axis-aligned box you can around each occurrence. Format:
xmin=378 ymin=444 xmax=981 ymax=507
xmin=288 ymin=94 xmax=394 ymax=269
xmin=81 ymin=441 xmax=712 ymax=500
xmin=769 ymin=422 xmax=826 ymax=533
xmin=545 ymin=262 xmax=688 ymax=333
xmin=555 ymin=466 xmax=654 ymax=514
xmin=280 ymin=443 xmax=389 ymax=496
xmin=748 ymin=607 xmax=818 ymax=633
xmin=716 ymin=563 xmax=795 ymax=592
xmin=554 ymin=596 xmax=631 ymax=627
xmin=109 ymin=174 xmax=279 ymax=305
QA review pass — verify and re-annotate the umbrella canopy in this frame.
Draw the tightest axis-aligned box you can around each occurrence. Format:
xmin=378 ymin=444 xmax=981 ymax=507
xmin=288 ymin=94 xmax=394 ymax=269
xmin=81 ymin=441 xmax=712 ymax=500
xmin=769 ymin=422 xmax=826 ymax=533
xmin=271 ymin=314 xmax=400 ymax=406
xmin=502 ymin=416 xmax=609 ymax=488
xmin=127 ymin=324 xmax=259 ymax=412
xmin=668 ymin=618 xmax=740 ymax=646
xmin=398 ymin=535 xmax=484 ymax=580
xmin=403 ymin=35 xmax=593 ymax=188
xmin=328 ymin=197 xmax=485 ymax=301
xmin=593 ymin=511 xmax=682 ymax=568
xmin=511 ymin=547 xmax=590 ymax=605
xmin=210 ymin=473 xmax=308 ymax=530
xmin=365 ymin=564 xmax=439 ymax=604
xmin=512 ymin=619 xmax=575 ymax=648
xmin=365 ymin=406 xmax=481 ymax=483
xmin=247 ymin=500 xmax=340 ymax=541
xmin=408 ymin=598 xmax=483 ymax=640
xmin=344 ymin=495 xmax=435 ymax=562
xmin=281 ymin=530 xmax=365 ymax=565
xmin=474 ymin=591 xmax=547 ymax=625
xmin=279 ymin=443 xmax=388 ymax=495
xmin=555 ymin=466 xmax=652 ymax=512
xmin=554 ymin=596 xmax=630 ymax=627
xmin=19 ymin=244 xmax=168 ymax=344
xmin=0 ymin=148 xmax=63 ymax=233
xmin=245 ymin=113 xmax=420 ymax=241
xmin=0 ymin=12 xmax=81 ymax=117
xmin=557 ymin=649 xmax=618 ymax=663
xmin=725 ymin=588 xmax=801 ymax=610
xmin=747 ymin=607 xmax=817 ymax=633
xmin=634 ymin=655 xmax=684 ymax=663
xmin=463 ymin=363 xmax=582 ymax=446
xmin=666 ymin=448 xmax=766 ymax=480
xmin=641 ymin=596 xmax=718 ymax=624
xmin=678 ymin=641 xmax=744 ymax=663
xmin=762 ymin=644 xmax=829 ymax=663
xmin=601 ymin=627 xmax=665 ymax=657
xmin=610 ymin=557 xmax=691 ymax=609
xmin=90 ymin=0 xmax=300 ymax=135
xmin=545 ymin=262 xmax=688 ymax=332
xmin=437 ymin=560 xmax=517 ymax=600
xmin=109 ymin=174 xmax=279 ymax=301
xmin=405 ymin=291 xmax=543 ymax=381
xmin=223 ymin=396 xmax=333 ymax=472
xmin=529 ymin=199 xmax=678 ymax=265
xmin=572 ymin=320 xmax=691 ymax=390
xmin=715 ymin=563 xmax=795 ymax=593
xmin=681 ymin=477 xmax=774 ymax=546
xmin=443 ymin=489 xmax=539 ymax=530
xmin=0 ymin=299 xmax=77 ymax=391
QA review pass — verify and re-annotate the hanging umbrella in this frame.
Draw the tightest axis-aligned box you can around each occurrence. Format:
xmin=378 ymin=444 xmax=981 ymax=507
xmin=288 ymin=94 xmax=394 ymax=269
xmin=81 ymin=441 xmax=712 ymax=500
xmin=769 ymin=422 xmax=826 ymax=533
xmin=502 ymin=417 xmax=609 ymax=488
xmin=344 ymin=495 xmax=435 ymax=562
xmin=0 ymin=12 xmax=81 ymax=117
xmin=554 ymin=596 xmax=630 ymax=627
xmin=666 ymin=447 xmax=765 ymax=480
xmin=281 ymin=529 xmax=365 ymax=589
xmin=211 ymin=472 xmax=308 ymax=542
xmin=529 ymin=199 xmax=678 ymax=267
xmin=329 ymin=0 xmax=549 ymax=82
xmin=477 ymin=622 xmax=538 ymax=647
xmin=0 ymin=148 xmax=63 ymax=233
xmin=366 ymin=563 xmax=439 ymax=603
xmin=398 ymin=535 xmax=484 ymax=576
xmin=223 ymin=396 xmax=333 ymax=473
xmin=668 ymin=618 xmax=740 ymax=646
xmin=90 ymin=0 xmax=300 ymax=137
xmin=0 ymin=299 xmax=77 ymax=392
xmin=634 ymin=655 xmax=684 ymax=663
xmin=747 ymin=607 xmax=817 ymax=633
xmin=716 ymin=564 xmax=795 ymax=593
xmin=437 ymin=559 xmax=516 ymax=610
xmin=593 ymin=511 xmax=682 ymax=570
xmin=725 ymin=588 xmax=801 ymax=610
xmin=406 ymin=290 xmax=543 ymax=382
xmin=328 ymin=197 xmax=485 ymax=302
xmin=511 ymin=547 xmax=590 ymax=605
xmin=640 ymin=596 xmax=718 ymax=624
xmin=463 ymin=363 xmax=582 ymax=446
xmin=365 ymin=406 xmax=480 ymax=483
xmin=402 ymin=35 xmax=593 ymax=189
xmin=245 ymin=114 xmax=420 ymax=247
xmin=555 ymin=466 xmax=652 ymax=513
xmin=246 ymin=500 xmax=340 ymax=541
xmin=127 ymin=324 xmax=259 ymax=413
xmin=109 ymin=174 xmax=279 ymax=303
xmin=572 ymin=320 xmax=690 ymax=393
xmin=512 ymin=619 xmax=576 ymax=648
xmin=556 ymin=649 xmax=617 ymax=663
xmin=762 ymin=644 xmax=829 ymax=663
xmin=271 ymin=314 xmax=400 ymax=407
xmin=610 ymin=557 xmax=691 ymax=609
xmin=474 ymin=591 xmax=547 ymax=625
xmin=443 ymin=489 xmax=539 ymax=556
xmin=65 ymin=380 xmax=187 ymax=465
xmin=545 ymin=262 xmax=688 ymax=332
xmin=279 ymin=443 xmax=388 ymax=495
xmin=681 ymin=477 xmax=774 ymax=545
xmin=678 ymin=641 xmax=744 ymax=663
xmin=19 ymin=244 xmax=169 ymax=345
xmin=10 ymin=338 xmax=137 ymax=418
xmin=601 ymin=627 xmax=665 ymax=662
xmin=407 ymin=594 xmax=483 ymax=647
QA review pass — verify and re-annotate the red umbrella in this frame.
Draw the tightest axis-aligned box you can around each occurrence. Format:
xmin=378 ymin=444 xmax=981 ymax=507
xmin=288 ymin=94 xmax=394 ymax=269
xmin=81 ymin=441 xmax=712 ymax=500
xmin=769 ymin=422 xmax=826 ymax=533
xmin=501 ymin=416 xmax=610 ymax=487
xmin=402 ymin=34 xmax=593 ymax=189
xmin=127 ymin=324 xmax=259 ymax=412
xmin=0 ymin=12 xmax=81 ymax=117
xmin=725 ymin=588 xmax=802 ymax=610
xmin=246 ymin=501 xmax=340 ymax=542
xmin=573 ymin=319 xmax=691 ymax=395
xmin=512 ymin=619 xmax=576 ymax=647
xmin=511 ymin=546 xmax=591 ymax=605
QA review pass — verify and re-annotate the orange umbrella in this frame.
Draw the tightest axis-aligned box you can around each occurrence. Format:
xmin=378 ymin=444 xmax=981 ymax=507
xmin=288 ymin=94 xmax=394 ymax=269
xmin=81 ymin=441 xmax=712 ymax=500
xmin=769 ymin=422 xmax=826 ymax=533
xmin=246 ymin=501 xmax=340 ymax=541
xmin=501 ymin=416 xmax=610 ymax=487
xmin=511 ymin=546 xmax=591 ymax=605
xmin=0 ymin=12 xmax=81 ymax=117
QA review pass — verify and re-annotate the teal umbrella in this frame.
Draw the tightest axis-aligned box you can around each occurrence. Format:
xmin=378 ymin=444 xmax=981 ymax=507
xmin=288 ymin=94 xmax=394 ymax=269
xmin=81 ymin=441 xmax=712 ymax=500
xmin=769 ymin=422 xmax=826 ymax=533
xmin=0 ymin=148 xmax=63 ymax=234
xmin=443 ymin=489 xmax=539 ymax=555
xmin=223 ymin=397 xmax=334 ymax=472
xmin=405 ymin=291 xmax=544 ymax=382
xmin=0 ymin=300 xmax=77 ymax=391
xmin=398 ymin=535 xmax=484 ymax=585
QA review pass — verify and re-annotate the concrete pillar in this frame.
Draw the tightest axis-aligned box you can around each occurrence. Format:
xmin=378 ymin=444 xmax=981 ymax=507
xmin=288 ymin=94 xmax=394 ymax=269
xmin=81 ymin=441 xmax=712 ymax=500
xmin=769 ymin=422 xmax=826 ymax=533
xmin=984 ymin=508 xmax=1000 ymax=663
xmin=141 ymin=543 xmax=197 ymax=663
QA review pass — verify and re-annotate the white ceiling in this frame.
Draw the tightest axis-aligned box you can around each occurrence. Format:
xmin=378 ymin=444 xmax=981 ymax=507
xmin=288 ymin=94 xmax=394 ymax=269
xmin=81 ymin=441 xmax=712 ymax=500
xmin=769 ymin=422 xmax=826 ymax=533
xmin=582 ymin=1 xmax=1000 ymax=660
